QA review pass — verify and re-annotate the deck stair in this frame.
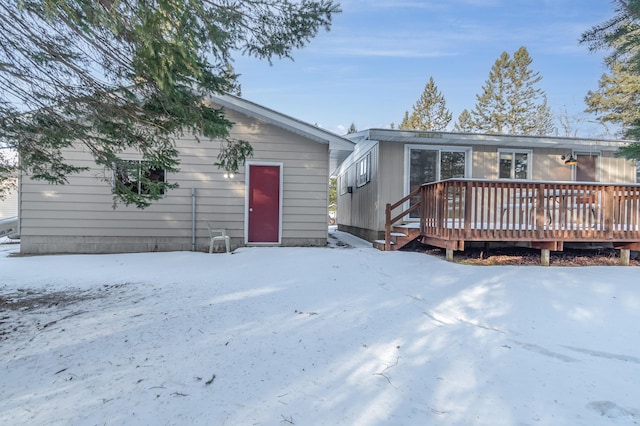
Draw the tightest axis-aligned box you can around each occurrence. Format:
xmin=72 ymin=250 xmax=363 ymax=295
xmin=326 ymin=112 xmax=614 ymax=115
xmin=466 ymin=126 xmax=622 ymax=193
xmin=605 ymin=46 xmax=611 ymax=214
xmin=373 ymin=224 xmax=421 ymax=251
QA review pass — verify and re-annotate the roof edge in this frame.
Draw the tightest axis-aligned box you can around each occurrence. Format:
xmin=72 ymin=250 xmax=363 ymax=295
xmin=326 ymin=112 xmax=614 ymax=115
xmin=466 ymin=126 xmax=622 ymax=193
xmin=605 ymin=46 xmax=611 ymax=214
xmin=352 ymin=128 xmax=631 ymax=148
xmin=208 ymin=93 xmax=355 ymax=151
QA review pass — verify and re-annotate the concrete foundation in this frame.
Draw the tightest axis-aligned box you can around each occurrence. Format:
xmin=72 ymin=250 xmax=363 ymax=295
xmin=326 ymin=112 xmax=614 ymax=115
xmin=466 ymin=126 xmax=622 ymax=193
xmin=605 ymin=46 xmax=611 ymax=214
xmin=20 ymin=236 xmax=327 ymax=255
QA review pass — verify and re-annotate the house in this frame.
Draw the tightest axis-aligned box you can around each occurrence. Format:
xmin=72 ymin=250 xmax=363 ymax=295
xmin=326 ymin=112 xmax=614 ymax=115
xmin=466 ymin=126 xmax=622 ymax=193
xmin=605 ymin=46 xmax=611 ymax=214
xmin=18 ymin=93 xmax=354 ymax=254
xmin=0 ymin=148 xmax=19 ymax=239
xmin=0 ymin=178 xmax=19 ymax=239
xmin=0 ymin=179 xmax=18 ymax=221
xmin=335 ymin=129 xmax=638 ymax=243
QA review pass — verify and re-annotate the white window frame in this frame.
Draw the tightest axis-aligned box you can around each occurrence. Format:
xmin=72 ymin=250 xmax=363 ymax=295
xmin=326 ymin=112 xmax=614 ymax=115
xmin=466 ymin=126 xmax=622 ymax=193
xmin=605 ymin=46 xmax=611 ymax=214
xmin=403 ymin=144 xmax=472 ymax=197
xmin=497 ymin=149 xmax=532 ymax=180
xmin=339 ymin=172 xmax=348 ymax=195
xmin=356 ymin=152 xmax=371 ymax=188
xmin=573 ymin=152 xmax=601 ymax=182
xmin=403 ymin=144 xmax=471 ymax=220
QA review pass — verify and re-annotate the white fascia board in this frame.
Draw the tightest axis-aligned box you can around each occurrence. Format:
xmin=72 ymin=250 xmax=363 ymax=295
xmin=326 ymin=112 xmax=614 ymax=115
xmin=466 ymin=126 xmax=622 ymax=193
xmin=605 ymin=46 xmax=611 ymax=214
xmin=208 ymin=93 xmax=355 ymax=152
xmin=362 ymin=128 xmax=630 ymax=152
xmin=334 ymin=138 xmax=378 ymax=176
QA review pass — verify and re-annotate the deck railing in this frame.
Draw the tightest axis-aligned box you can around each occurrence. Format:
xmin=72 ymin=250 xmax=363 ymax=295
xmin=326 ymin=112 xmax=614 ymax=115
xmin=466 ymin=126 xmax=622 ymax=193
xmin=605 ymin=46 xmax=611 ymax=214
xmin=385 ymin=179 xmax=640 ymax=252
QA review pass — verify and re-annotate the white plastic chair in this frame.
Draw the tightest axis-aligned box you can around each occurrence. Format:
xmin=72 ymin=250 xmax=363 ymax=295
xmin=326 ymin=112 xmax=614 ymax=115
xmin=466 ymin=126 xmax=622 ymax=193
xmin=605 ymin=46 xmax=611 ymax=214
xmin=207 ymin=223 xmax=231 ymax=253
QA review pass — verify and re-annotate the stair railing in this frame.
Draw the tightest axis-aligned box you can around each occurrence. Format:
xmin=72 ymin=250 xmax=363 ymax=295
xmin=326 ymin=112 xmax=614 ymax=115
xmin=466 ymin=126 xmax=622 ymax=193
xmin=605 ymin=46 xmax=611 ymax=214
xmin=385 ymin=186 xmax=422 ymax=250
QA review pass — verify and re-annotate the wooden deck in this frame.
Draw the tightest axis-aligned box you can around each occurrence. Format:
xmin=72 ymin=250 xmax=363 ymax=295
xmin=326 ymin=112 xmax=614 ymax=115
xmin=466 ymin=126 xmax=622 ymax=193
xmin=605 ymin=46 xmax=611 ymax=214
xmin=383 ymin=179 xmax=640 ymax=265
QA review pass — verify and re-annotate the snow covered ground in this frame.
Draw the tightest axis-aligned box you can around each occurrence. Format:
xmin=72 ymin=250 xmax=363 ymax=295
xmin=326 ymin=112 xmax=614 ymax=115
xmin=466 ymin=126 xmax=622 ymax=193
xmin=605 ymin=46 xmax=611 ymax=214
xmin=1 ymin=230 xmax=640 ymax=425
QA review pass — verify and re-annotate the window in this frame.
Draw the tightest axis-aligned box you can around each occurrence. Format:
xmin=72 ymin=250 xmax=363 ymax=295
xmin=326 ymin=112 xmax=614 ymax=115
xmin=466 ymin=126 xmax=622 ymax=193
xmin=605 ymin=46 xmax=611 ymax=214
xmin=114 ymin=160 xmax=166 ymax=196
xmin=407 ymin=147 xmax=468 ymax=190
xmin=405 ymin=145 xmax=470 ymax=218
xmin=356 ymin=153 xmax=371 ymax=187
xmin=498 ymin=150 xmax=531 ymax=180
xmin=339 ymin=172 xmax=348 ymax=195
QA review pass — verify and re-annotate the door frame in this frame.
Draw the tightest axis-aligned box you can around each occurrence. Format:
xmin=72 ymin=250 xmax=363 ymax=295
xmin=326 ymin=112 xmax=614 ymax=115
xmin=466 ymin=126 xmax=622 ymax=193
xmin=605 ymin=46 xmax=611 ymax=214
xmin=244 ymin=161 xmax=284 ymax=245
xmin=403 ymin=144 xmax=472 ymax=220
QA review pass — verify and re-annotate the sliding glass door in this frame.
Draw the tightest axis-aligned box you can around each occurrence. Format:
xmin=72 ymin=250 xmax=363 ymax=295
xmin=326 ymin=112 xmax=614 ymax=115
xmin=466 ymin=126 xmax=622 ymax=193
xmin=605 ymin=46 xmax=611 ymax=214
xmin=405 ymin=145 xmax=470 ymax=218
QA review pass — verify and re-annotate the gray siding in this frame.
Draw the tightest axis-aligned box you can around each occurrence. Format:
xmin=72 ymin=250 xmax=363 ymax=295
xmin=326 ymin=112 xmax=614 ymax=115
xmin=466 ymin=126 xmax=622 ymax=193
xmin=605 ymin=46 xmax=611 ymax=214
xmin=336 ymin=166 xmax=352 ymax=227
xmin=532 ymin=147 xmax=576 ymax=181
xmin=472 ymin=147 xmax=635 ymax=182
xmin=471 ymin=145 xmax=492 ymax=178
xmin=336 ymin=143 xmax=382 ymax=241
xmin=377 ymin=141 xmax=402 ymax=231
xmin=600 ymin=152 xmax=636 ymax=183
xmin=20 ymin=108 xmax=329 ymax=254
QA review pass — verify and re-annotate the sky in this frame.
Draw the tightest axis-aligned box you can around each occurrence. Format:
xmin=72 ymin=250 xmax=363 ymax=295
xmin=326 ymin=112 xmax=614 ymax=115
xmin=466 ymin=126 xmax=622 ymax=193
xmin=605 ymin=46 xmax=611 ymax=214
xmin=2 ymin=232 xmax=640 ymax=425
xmin=233 ymin=0 xmax=617 ymax=138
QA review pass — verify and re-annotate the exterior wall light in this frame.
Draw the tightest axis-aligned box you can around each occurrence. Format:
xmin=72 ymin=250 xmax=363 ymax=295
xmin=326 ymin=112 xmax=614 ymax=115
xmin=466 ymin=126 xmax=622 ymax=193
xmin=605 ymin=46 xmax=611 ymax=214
xmin=223 ymin=172 xmax=235 ymax=179
xmin=561 ymin=154 xmax=578 ymax=165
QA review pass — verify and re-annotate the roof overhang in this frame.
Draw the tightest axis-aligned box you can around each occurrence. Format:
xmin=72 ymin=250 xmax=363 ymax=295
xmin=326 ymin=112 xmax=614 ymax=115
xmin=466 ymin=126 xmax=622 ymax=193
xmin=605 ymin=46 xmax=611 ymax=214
xmin=208 ymin=93 xmax=354 ymax=173
xmin=347 ymin=129 xmax=631 ymax=152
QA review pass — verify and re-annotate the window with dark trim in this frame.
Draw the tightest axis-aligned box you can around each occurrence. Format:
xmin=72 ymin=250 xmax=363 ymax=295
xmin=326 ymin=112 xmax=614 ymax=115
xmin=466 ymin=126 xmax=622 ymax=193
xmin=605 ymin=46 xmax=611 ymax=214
xmin=114 ymin=160 xmax=166 ymax=196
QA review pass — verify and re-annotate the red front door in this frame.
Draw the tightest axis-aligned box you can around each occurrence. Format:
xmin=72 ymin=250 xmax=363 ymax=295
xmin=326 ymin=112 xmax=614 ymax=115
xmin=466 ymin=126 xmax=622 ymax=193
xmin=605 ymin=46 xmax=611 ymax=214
xmin=247 ymin=164 xmax=281 ymax=243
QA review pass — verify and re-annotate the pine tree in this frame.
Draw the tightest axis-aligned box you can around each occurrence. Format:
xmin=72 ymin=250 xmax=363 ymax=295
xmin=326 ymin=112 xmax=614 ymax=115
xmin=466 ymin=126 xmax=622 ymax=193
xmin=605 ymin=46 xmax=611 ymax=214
xmin=453 ymin=109 xmax=474 ymax=132
xmin=346 ymin=122 xmax=358 ymax=134
xmin=0 ymin=0 xmax=339 ymax=207
xmin=581 ymin=0 xmax=640 ymax=159
xmin=584 ymin=53 xmax=640 ymax=137
xmin=581 ymin=0 xmax=640 ymax=72
xmin=399 ymin=77 xmax=452 ymax=131
xmin=470 ymin=47 xmax=553 ymax=136
xmin=328 ymin=177 xmax=337 ymax=212
xmin=398 ymin=111 xmax=412 ymax=130
xmin=507 ymin=47 xmax=554 ymax=135
xmin=471 ymin=51 xmax=510 ymax=134
xmin=530 ymin=97 xmax=556 ymax=136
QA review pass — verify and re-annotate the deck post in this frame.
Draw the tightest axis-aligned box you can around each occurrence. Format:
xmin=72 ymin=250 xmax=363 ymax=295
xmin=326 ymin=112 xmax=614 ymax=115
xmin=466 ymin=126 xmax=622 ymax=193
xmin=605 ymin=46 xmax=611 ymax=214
xmin=541 ymin=249 xmax=550 ymax=266
xmin=620 ymin=249 xmax=630 ymax=266
xmin=385 ymin=203 xmax=391 ymax=251
xmin=446 ymin=248 xmax=454 ymax=262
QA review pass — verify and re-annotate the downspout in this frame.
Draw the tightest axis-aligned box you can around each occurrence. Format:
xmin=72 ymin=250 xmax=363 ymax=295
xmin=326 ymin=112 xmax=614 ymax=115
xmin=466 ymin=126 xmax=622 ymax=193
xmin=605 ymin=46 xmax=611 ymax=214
xmin=191 ymin=188 xmax=196 ymax=251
